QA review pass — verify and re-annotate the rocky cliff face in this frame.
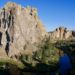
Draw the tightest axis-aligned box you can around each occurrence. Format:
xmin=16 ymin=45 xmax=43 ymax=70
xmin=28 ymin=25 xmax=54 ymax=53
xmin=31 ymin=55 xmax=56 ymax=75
xmin=0 ymin=2 xmax=46 ymax=58
xmin=48 ymin=27 xmax=75 ymax=42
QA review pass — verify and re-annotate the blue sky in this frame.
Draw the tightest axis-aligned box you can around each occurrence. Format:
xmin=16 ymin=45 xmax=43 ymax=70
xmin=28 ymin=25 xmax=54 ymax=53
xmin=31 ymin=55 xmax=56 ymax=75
xmin=0 ymin=0 xmax=75 ymax=31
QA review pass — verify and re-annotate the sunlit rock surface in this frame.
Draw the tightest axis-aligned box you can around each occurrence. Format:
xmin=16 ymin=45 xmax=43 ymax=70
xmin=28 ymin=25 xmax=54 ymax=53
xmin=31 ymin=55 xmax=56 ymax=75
xmin=0 ymin=2 xmax=46 ymax=58
xmin=48 ymin=27 xmax=75 ymax=42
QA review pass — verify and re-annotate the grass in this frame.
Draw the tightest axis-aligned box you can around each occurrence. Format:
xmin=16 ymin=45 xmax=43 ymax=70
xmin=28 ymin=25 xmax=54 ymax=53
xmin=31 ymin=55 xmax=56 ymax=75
xmin=0 ymin=57 xmax=25 ymax=69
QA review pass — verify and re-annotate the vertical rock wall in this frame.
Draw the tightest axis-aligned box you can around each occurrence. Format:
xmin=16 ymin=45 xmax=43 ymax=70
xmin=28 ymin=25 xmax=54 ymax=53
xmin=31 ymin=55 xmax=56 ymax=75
xmin=0 ymin=2 xmax=46 ymax=58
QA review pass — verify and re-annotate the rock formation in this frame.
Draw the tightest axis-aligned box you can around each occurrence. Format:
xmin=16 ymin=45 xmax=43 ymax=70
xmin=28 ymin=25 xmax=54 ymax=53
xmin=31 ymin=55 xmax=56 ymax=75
xmin=48 ymin=27 xmax=75 ymax=42
xmin=0 ymin=2 xmax=46 ymax=58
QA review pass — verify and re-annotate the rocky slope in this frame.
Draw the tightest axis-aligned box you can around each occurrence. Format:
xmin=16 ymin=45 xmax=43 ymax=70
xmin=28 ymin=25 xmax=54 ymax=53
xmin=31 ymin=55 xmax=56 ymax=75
xmin=0 ymin=2 xmax=46 ymax=58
